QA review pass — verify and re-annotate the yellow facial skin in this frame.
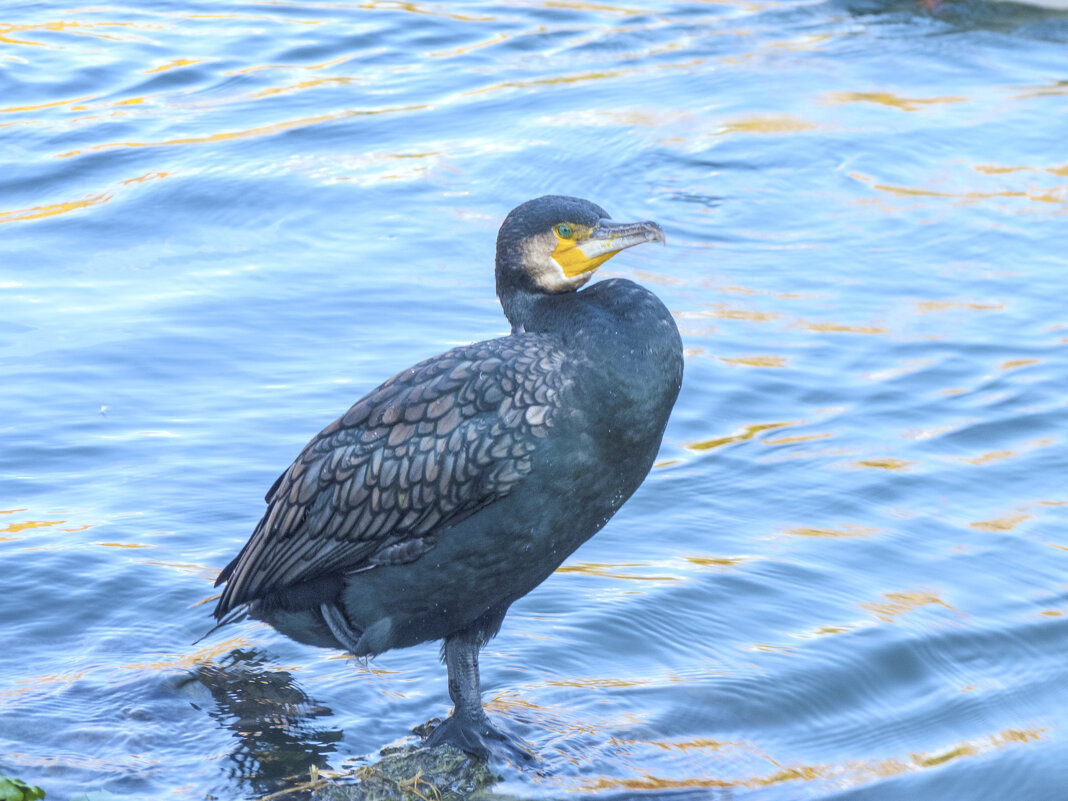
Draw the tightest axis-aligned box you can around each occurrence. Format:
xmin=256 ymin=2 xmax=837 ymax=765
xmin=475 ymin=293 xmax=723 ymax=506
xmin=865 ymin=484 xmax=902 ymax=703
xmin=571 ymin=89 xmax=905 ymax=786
xmin=551 ymin=220 xmax=665 ymax=278
xmin=551 ymin=223 xmax=619 ymax=278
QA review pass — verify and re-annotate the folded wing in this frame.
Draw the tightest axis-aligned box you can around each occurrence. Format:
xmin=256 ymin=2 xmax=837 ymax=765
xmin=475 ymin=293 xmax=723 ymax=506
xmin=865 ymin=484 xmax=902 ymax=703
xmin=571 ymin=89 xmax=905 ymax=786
xmin=213 ymin=334 xmax=570 ymax=619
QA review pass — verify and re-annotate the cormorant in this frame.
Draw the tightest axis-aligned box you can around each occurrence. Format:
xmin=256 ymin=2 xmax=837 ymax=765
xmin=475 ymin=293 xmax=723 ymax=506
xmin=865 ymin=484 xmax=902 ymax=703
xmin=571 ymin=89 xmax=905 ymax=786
xmin=212 ymin=195 xmax=683 ymax=762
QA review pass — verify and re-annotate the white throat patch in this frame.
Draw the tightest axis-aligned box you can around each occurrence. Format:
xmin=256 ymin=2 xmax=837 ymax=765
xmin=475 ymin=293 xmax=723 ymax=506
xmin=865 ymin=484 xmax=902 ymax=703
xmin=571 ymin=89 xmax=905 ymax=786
xmin=520 ymin=231 xmax=594 ymax=294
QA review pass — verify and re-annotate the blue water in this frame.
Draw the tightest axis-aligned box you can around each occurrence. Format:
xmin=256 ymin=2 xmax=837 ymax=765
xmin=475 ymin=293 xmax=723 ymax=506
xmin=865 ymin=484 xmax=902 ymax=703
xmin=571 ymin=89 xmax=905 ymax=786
xmin=3 ymin=1 xmax=1067 ymax=799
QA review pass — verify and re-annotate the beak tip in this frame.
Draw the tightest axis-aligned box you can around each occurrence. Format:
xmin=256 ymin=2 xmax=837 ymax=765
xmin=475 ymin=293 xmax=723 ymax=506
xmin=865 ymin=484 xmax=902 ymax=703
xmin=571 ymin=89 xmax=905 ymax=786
xmin=647 ymin=221 xmax=666 ymax=246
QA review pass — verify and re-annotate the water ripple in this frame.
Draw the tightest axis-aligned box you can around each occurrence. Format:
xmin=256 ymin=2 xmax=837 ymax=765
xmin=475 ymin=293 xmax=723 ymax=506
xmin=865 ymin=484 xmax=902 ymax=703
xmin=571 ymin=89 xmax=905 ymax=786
xmin=4 ymin=0 xmax=1068 ymax=799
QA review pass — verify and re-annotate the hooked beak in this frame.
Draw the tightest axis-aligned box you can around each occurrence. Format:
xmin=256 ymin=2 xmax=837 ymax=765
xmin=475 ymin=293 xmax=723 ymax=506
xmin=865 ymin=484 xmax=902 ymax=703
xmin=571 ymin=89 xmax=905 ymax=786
xmin=555 ymin=219 xmax=666 ymax=278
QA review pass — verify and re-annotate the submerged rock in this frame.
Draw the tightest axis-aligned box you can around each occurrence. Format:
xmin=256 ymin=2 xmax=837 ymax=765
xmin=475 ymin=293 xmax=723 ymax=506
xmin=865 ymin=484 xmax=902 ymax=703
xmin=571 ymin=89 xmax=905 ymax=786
xmin=313 ymin=740 xmax=524 ymax=801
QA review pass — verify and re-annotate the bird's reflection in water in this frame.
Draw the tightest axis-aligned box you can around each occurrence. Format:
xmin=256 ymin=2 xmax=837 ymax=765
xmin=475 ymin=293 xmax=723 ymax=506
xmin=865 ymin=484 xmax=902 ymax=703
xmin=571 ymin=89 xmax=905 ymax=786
xmin=193 ymin=649 xmax=342 ymax=798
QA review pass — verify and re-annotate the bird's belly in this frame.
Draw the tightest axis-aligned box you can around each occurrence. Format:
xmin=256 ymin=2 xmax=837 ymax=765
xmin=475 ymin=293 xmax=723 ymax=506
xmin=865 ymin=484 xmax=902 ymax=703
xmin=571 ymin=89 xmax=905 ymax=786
xmin=335 ymin=466 xmax=629 ymax=654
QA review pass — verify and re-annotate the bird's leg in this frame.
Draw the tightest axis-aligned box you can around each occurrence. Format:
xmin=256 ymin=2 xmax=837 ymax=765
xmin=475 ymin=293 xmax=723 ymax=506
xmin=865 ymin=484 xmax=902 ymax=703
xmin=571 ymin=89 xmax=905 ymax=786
xmin=424 ymin=632 xmax=534 ymax=764
xmin=445 ymin=631 xmax=484 ymax=728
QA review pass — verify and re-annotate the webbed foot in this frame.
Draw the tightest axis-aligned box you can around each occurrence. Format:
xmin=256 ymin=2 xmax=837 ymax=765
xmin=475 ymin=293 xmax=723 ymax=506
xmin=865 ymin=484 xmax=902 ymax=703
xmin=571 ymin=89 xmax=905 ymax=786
xmin=424 ymin=711 xmax=534 ymax=765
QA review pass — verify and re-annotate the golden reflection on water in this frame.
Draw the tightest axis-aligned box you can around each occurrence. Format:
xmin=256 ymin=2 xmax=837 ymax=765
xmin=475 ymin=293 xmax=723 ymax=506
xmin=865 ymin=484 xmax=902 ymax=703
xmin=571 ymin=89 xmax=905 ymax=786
xmin=961 ymin=449 xmax=1016 ymax=465
xmin=0 ymin=191 xmax=113 ymax=225
xmin=718 ymin=114 xmax=818 ymax=135
xmin=54 ymin=105 xmax=426 ymax=159
xmin=959 ymin=439 xmax=1055 ymax=466
xmin=618 ymin=735 xmax=748 ymax=754
xmin=850 ymin=169 xmax=1068 ymax=208
xmin=976 ymin=162 xmax=1068 ymax=177
xmin=720 ymin=31 xmax=829 ymax=67
xmin=92 ymin=541 xmax=151 ymax=549
xmin=969 ymin=499 xmax=1068 ymax=533
xmin=120 ymin=635 xmax=257 ymax=674
xmin=144 ymin=57 xmax=203 ymax=74
xmin=139 ymin=559 xmax=218 ymax=582
xmin=680 ymin=304 xmax=779 ymax=322
xmin=227 ymin=55 xmax=349 ymax=75
xmin=0 ymin=95 xmax=94 ymax=114
xmin=684 ymin=554 xmax=751 ymax=570
xmin=717 ymin=355 xmax=788 ymax=368
xmin=174 ymin=11 xmax=323 ymax=26
xmin=1000 ymin=358 xmax=1040 ymax=371
xmin=254 ymin=0 xmax=497 ymax=24
xmin=0 ymin=633 xmax=248 ymax=704
xmin=0 ymin=170 xmax=169 ymax=225
xmin=618 ymin=269 xmax=684 ymax=287
xmin=823 ymin=91 xmax=967 ymax=112
xmin=763 ymin=431 xmax=831 ymax=446
xmin=544 ymin=676 xmax=652 ymax=690
xmin=795 ymin=624 xmax=854 ymax=639
xmin=250 ymin=76 xmax=356 ymax=100
xmin=465 ymin=55 xmax=707 ymax=99
xmin=860 ymin=590 xmax=961 ymax=624
xmin=536 ymin=0 xmax=643 ymax=14
xmin=466 ymin=68 xmax=638 ymax=96
xmin=970 ymin=511 xmax=1031 ymax=532
xmin=573 ymin=727 xmax=1045 ymax=795
xmin=718 ymin=284 xmax=808 ymax=300
xmin=677 ymin=299 xmax=893 ymax=342
xmin=0 ymin=518 xmax=67 ymax=534
xmin=0 ymin=18 xmax=161 ymax=48
xmin=913 ymin=300 xmax=1003 ymax=314
xmin=688 ymin=420 xmax=797 ymax=451
xmin=427 ymin=31 xmax=509 ymax=59
xmin=485 ymin=692 xmax=644 ymax=744
xmin=849 ymin=458 xmax=913 ymax=471
xmin=555 ymin=562 xmax=680 ymax=582
xmin=797 ymin=319 xmax=889 ymax=335
xmin=785 ymin=525 xmax=876 ymax=538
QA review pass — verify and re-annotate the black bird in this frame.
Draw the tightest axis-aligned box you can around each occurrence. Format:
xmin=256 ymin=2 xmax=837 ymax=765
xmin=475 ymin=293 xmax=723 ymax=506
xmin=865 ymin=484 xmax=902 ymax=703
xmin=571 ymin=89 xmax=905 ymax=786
xmin=213 ymin=195 xmax=683 ymax=762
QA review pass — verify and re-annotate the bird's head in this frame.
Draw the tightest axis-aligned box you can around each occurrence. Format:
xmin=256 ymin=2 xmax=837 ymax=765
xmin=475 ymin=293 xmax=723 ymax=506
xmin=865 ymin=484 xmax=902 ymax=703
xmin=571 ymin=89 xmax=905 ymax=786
xmin=494 ymin=196 xmax=665 ymax=327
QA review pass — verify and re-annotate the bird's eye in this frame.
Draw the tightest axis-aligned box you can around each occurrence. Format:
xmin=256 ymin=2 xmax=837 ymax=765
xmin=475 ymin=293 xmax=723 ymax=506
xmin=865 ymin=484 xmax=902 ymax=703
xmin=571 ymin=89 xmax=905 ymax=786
xmin=555 ymin=223 xmax=573 ymax=239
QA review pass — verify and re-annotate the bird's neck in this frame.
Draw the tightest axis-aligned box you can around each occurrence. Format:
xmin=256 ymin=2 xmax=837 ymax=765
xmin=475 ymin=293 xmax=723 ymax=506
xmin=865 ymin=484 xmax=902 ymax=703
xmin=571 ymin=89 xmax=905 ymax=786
xmin=496 ymin=281 xmax=539 ymax=334
xmin=526 ymin=278 xmax=683 ymax=475
xmin=525 ymin=279 xmax=683 ymax=402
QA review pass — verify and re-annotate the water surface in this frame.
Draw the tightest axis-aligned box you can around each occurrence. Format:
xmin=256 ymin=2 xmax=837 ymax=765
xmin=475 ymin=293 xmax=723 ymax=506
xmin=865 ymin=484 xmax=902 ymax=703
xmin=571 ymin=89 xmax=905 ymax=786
xmin=2 ymin=1 xmax=1067 ymax=799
